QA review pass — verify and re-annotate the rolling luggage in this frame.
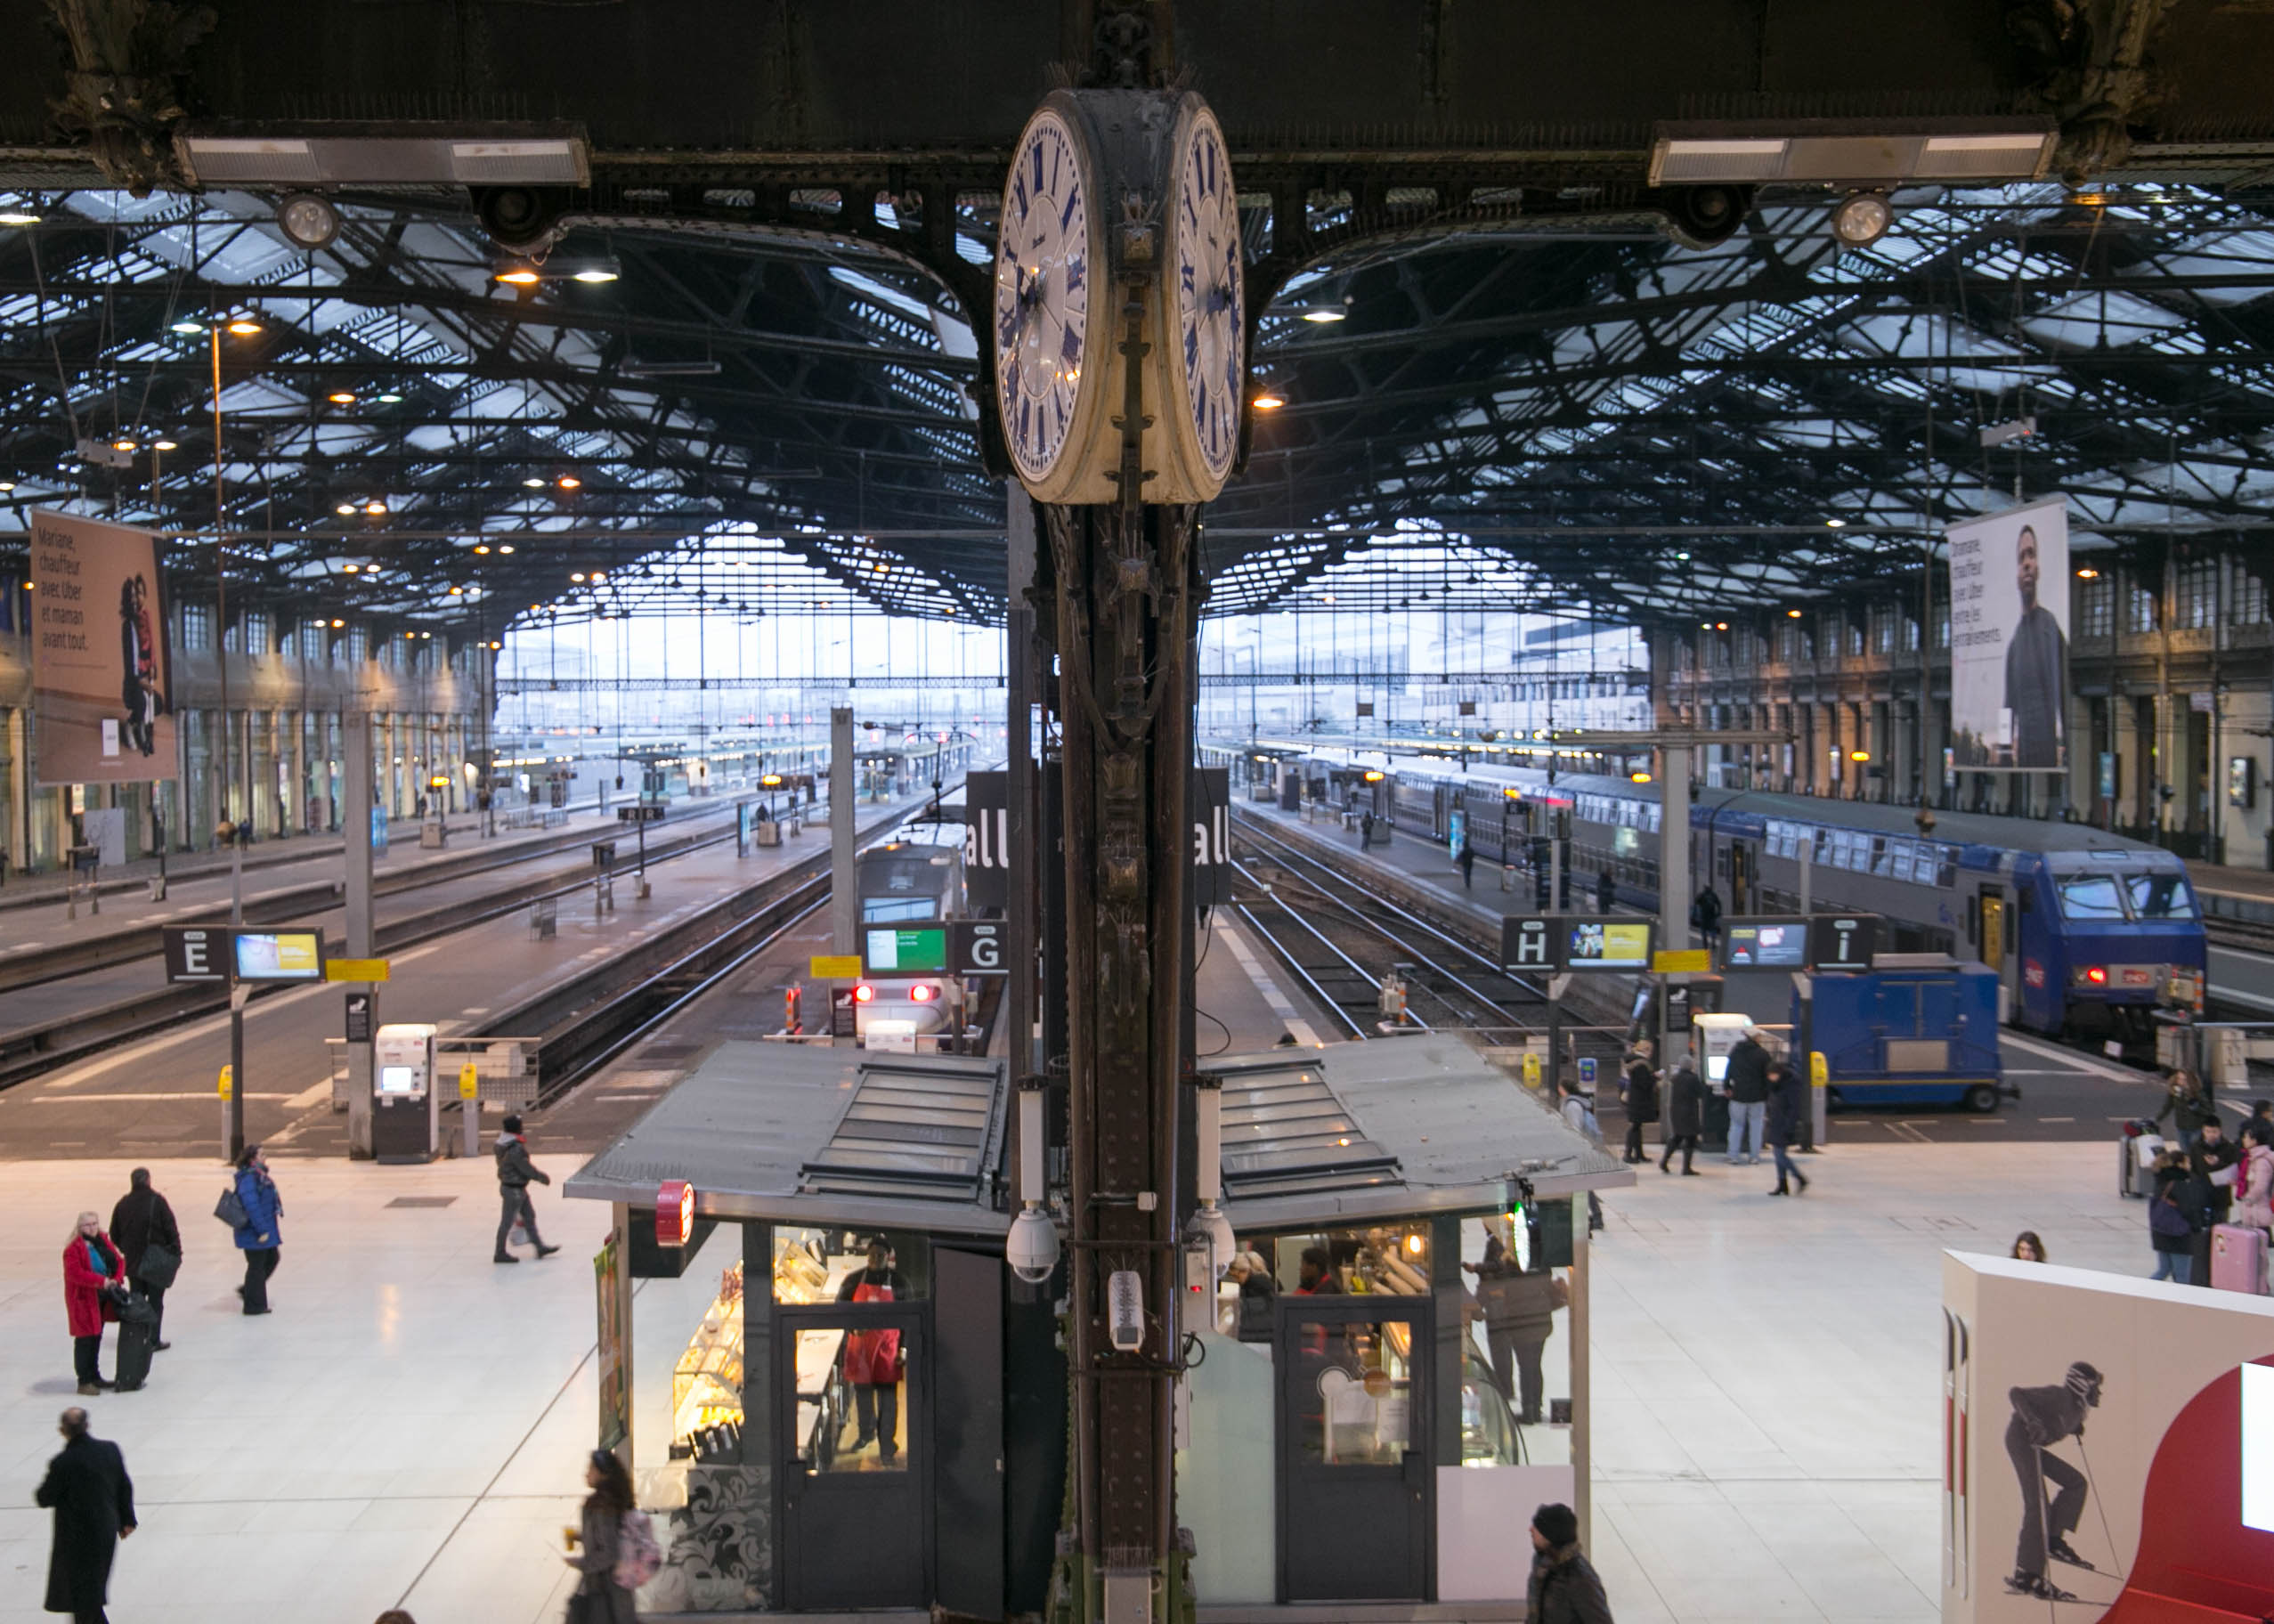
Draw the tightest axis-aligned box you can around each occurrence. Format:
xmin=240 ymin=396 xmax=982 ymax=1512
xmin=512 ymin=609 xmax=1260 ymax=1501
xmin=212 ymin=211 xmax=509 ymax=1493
xmin=2118 ymin=1119 xmax=2162 ymax=1199
xmin=2210 ymin=1224 xmax=2268 ymax=1295
xmin=112 ymin=1293 xmax=158 ymax=1392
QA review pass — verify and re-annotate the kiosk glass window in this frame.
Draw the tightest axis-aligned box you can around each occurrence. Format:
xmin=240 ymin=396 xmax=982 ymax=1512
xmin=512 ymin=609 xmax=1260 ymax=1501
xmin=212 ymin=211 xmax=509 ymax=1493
xmin=770 ymin=1227 xmax=930 ymax=1304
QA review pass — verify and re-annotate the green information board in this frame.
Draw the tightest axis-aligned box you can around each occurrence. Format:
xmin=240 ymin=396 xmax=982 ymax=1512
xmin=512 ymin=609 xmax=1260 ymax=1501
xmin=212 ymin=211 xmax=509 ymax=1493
xmin=865 ymin=924 xmax=948 ymax=974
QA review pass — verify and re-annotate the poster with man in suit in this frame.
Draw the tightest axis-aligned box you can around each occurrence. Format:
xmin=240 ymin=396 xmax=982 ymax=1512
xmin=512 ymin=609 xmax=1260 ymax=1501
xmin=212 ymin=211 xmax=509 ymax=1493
xmin=1947 ymin=499 xmax=2070 ymax=771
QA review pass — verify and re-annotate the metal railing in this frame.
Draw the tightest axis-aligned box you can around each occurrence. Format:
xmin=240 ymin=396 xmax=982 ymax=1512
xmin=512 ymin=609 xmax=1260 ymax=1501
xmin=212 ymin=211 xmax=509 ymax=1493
xmin=324 ymin=1035 xmax=543 ymax=1111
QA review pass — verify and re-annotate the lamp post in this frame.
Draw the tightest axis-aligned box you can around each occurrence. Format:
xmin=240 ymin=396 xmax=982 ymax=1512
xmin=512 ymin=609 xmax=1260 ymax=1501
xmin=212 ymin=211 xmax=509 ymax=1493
xmin=206 ymin=313 xmax=260 ymax=854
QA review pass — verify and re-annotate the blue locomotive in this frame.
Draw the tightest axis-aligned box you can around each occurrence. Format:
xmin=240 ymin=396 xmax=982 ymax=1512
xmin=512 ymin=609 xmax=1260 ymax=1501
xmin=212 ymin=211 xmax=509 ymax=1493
xmin=1220 ymin=743 xmax=2207 ymax=1044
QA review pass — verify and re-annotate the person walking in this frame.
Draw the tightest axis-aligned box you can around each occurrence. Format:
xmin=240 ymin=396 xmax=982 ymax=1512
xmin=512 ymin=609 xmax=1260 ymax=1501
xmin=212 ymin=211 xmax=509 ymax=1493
xmin=1525 ymin=1503 xmax=1612 ymax=1624
xmin=1619 ymin=1042 xmax=1658 ymax=1165
xmin=1690 ymin=883 xmax=1722 ymax=947
xmin=1360 ymin=810 xmax=1375 ymax=849
xmin=36 ymin=1408 xmax=135 ymax=1624
xmin=1659 ymin=1056 xmax=1705 ymax=1175
xmin=1766 ymin=1057 xmax=1810 ymax=1196
xmin=1459 ymin=842 xmax=1476 ymax=889
xmin=230 ymin=1145 xmax=282 ymax=1315
xmin=63 ymin=1214 xmax=126 ymax=1396
xmin=1725 ymin=1028 xmax=1770 ymax=1163
xmin=108 ymin=1169 xmax=179 ymax=1352
xmin=494 ymin=1114 xmax=563 ymax=1264
xmin=1595 ymin=868 xmax=1615 ymax=914
xmin=563 ymin=1449 xmax=640 ymax=1624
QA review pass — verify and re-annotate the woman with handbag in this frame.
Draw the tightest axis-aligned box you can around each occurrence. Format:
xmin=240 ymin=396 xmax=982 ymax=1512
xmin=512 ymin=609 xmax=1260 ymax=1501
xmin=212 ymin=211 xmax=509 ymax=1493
xmin=563 ymin=1450 xmax=641 ymax=1624
xmin=2147 ymin=1147 xmax=2203 ymax=1284
xmin=228 ymin=1146 xmax=283 ymax=1315
xmin=63 ymin=1212 xmax=126 ymax=1395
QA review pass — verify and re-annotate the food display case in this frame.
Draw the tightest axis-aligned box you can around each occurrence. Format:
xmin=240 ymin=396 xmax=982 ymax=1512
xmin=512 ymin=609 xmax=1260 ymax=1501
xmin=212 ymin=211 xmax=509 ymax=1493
xmin=670 ymin=1262 xmax=745 ymax=1459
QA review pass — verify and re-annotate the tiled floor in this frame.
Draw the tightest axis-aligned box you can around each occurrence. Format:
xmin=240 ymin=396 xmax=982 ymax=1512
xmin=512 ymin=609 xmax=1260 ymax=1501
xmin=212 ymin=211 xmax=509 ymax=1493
xmin=0 ymin=1135 xmax=2164 ymax=1623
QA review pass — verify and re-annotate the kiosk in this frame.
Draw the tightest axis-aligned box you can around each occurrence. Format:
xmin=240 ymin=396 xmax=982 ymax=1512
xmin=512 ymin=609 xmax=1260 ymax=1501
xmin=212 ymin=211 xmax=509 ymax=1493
xmin=372 ymin=1022 xmax=440 ymax=1163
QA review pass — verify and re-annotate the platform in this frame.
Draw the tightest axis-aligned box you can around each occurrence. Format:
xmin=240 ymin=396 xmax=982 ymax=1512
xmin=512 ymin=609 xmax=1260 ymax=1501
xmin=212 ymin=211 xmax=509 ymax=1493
xmin=0 ymin=1130 xmax=2162 ymax=1624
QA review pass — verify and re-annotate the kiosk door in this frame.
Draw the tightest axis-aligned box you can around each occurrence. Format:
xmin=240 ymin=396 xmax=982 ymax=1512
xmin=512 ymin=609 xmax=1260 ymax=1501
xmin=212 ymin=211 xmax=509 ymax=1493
xmin=779 ymin=1305 xmax=928 ymax=1611
xmin=1279 ymin=1299 xmax=1432 ymax=1603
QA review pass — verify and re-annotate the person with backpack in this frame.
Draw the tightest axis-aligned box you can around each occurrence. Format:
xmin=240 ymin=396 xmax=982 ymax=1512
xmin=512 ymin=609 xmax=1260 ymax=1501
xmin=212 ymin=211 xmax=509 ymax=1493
xmin=2148 ymin=1147 xmax=2205 ymax=1283
xmin=564 ymin=1449 xmax=654 ymax=1622
xmin=228 ymin=1145 xmax=283 ymax=1315
xmin=494 ymin=1115 xmax=563 ymax=1264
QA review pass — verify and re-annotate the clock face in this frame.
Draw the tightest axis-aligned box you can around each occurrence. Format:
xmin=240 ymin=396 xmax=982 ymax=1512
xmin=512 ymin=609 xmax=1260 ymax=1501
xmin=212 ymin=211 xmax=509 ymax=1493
xmin=994 ymin=110 xmax=1092 ymax=485
xmin=1173 ymin=110 xmax=1243 ymax=485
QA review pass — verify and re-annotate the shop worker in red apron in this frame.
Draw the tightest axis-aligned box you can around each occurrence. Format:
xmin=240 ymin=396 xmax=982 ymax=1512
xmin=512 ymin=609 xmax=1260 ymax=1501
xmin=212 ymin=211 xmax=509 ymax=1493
xmin=836 ymin=1241 xmax=909 ymax=1462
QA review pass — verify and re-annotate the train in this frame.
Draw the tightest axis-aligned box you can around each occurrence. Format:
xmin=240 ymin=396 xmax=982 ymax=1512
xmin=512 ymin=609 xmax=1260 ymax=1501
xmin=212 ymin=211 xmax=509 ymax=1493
xmin=1205 ymin=742 xmax=2207 ymax=1044
xmin=850 ymin=818 xmax=971 ymax=1044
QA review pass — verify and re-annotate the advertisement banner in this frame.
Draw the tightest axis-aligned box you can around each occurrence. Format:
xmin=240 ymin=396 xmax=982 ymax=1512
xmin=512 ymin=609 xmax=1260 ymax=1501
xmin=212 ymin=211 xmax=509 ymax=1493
xmin=1946 ymin=498 xmax=2069 ymax=772
xmin=964 ymin=770 xmax=1008 ymax=909
xmin=28 ymin=510 xmax=175 ymax=784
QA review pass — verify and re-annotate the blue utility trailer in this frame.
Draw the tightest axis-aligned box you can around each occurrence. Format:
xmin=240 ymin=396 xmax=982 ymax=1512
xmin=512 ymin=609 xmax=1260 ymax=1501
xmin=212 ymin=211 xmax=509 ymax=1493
xmin=1795 ymin=957 xmax=2016 ymax=1114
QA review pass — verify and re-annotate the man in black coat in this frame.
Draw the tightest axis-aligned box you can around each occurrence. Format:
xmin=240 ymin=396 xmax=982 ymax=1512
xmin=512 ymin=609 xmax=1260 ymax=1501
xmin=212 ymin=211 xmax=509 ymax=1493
xmin=1766 ymin=1059 xmax=1810 ymax=1196
xmin=108 ymin=1168 xmax=178 ymax=1352
xmin=1724 ymin=1030 xmax=1771 ymax=1163
xmin=1619 ymin=1042 xmax=1659 ymax=1165
xmin=36 ymin=1407 xmax=134 ymax=1623
xmin=493 ymin=1114 xmax=564 ymax=1263
xmin=1659 ymin=1060 xmax=1706 ymax=1176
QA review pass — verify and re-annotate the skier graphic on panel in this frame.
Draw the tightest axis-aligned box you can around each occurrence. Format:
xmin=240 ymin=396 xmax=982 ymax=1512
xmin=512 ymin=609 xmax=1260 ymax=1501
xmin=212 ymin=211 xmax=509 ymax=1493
xmin=2004 ymin=1360 xmax=2104 ymax=1602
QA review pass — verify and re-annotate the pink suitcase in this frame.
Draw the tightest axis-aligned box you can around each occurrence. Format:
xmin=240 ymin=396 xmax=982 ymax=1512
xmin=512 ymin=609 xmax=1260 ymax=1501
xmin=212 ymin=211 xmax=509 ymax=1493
xmin=2209 ymin=1224 xmax=2268 ymax=1294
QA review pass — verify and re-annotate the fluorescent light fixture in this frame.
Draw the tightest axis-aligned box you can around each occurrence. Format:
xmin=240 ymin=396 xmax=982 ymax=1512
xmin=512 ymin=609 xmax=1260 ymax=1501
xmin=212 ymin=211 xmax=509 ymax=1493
xmin=170 ymin=320 xmax=205 ymax=335
xmin=0 ymin=210 xmax=39 ymax=226
xmin=364 ymin=500 xmax=386 ymax=515
xmin=571 ymin=265 xmax=620 ymax=283
xmin=153 ymin=440 xmax=177 ymax=451
xmin=1649 ymin=118 xmax=2054 ymax=185
xmin=1301 ymin=307 xmax=1346 ymax=323
xmin=556 ymin=475 xmax=581 ymax=490
xmin=377 ymin=393 xmax=402 ymax=403
xmin=522 ymin=477 xmax=545 ymax=488
xmin=328 ymin=392 xmax=356 ymax=404
xmin=498 ymin=544 xmax=515 ymax=554
xmin=226 ymin=318 xmax=264 ymax=336
xmin=0 ymin=481 xmax=15 ymax=492
xmin=175 ymin=125 xmax=589 ymax=187
xmin=337 ymin=505 xmax=357 ymax=517
xmin=494 ymin=268 xmax=541 ymax=286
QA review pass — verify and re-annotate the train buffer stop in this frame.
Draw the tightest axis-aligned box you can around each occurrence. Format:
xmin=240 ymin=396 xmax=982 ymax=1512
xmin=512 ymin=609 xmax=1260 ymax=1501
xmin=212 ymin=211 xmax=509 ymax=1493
xmin=563 ymin=1033 xmax=1628 ymax=1619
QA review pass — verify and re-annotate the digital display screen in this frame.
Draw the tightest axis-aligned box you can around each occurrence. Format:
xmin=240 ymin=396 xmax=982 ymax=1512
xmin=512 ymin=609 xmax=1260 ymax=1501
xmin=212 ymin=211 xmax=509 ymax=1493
xmin=378 ymin=1065 xmax=418 ymax=1096
xmin=1723 ymin=918 xmax=1809 ymax=970
xmin=232 ymin=930 xmax=323 ymax=980
xmin=2245 ymin=1362 xmax=2274 ymax=1533
xmin=1563 ymin=919 xmax=1653 ymax=970
xmin=865 ymin=925 xmax=948 ymax=974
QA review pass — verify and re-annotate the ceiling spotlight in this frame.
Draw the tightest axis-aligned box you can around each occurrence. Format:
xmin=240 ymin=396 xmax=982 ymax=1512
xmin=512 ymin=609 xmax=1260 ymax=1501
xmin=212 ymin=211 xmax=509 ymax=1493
xmin=1251 ymin=388 xmax=1286 ymax=411
xmin=328 ymin=392 xmax=356 ymax=405
xmin=589 ymin=569 xmax=605 ymax=581
xmin=1301 ymin=306 xmax=1346 ymax=323
xmin=1715 ymin=621 xmax=1730 ymax=631
xmin=1787 ymin=608 xmax=1803 ymax=618
xmin=571 ymin=572 xmax=586 ymax=582
xmin=1831 ymin=190 xmax=1893 ymax=248
xmin=170 ymin=320 xmax=205 ymax=336
xmin=2077 ymin=566 xmax=2101 ymax=580
xmin=0 ymin=481 xmax=16 ymax=493
xmin=111 ymin=438 xmax=137 ymax=453
xmin=377 ymin=393 xmax=402 ymax=403
xmin=522 ymin=476 xmax=545 ymax=489
xmin=275 ymin=191 xmax=341 ymax=251
xmin=494 ymin=267 xmax=541 ymax=286
xmin=474 ymin=544 xmax=491 ymax=555
xmin=329 ymin=618 xmax=345 ymax=628
xmin=498 ymin=544 xmax=515 ymax=554
xmin=0 ymin=210 xmax=40 ymax=226
xmin=1825 ymin=516 xmax=1847 ymax=528
xmin=364 ymin=500 xmax=386 ymax=516
xmin=448 ymin=585 xmax=462 ymax=595
xmin=343 ymin=563 xmax=360 ymax=572
xmin=366 ymin=565 xmax=382 ymax=575
xmin=556 ymin=475 xmax=581 ymax=489
xmin=226 ymin=317 xmax=264 ymax=336
xmin=571 ymin=265 xmax=620 ymax=283
xmin=153 ymin=439 xmax=177 ymax=451
xmin=337 ymin=505 xmax=357 ymax=517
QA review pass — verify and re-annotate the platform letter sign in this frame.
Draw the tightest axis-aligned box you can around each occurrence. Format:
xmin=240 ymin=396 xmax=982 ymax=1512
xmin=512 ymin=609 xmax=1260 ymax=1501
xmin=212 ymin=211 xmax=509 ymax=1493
xmin=161 ymin=925 xmax=229 ymax=983
xmin=1808 ymin=914 xmax=1880 ymax=974
xmin=1500 ymin=915 xmax=1554 ymax=971
xmin=949 ymin=919 xmax=1008 ymax=976
xmin=963 ymin=770 xmax=1008 ymax=908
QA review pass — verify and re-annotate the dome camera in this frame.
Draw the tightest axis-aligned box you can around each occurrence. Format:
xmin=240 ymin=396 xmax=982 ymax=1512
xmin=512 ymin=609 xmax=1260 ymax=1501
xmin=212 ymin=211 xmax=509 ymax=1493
xmin=1186 ymin=1201 xmax=1236 ymax=1281
xmin=1006 ymin=1206 xmax=1060 ymax=1285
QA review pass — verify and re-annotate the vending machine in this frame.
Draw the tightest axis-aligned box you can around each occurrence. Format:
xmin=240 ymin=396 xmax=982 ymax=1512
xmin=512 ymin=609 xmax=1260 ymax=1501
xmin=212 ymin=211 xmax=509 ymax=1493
xmin=372 ymin=1022 xmax=439 ymax=1163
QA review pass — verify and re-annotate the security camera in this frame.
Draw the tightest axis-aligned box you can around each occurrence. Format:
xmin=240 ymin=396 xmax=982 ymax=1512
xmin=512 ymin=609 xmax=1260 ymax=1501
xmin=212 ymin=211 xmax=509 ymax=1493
xmin=1005 ymin=1206 xmax=1060 ymax=1285
xmin=1186 ymin=1201 xmax=1236 ymax=1281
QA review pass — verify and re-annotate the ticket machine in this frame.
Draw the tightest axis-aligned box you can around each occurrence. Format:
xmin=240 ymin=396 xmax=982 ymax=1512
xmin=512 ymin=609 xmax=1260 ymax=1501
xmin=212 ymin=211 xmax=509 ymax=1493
xmin=372 ymin=1022 xmax=440 ymax=1163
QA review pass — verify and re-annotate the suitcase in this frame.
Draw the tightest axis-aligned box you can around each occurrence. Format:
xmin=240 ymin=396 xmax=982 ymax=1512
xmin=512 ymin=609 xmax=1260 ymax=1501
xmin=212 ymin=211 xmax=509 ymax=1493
xmin=113 ymin=1316 xmax=156 ymax=1393
xmin=2210 ymin=1224 xmax=2268 ymax=1294
xmin=2119 ymin=1119 xmax=2163 ymax=1199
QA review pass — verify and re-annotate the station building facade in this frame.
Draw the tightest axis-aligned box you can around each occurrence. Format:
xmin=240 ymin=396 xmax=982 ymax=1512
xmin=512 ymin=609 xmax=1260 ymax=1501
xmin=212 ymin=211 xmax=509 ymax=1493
xmin=0 ymin=587 xmax=491 ymax=873
xmin=1659 ymin=545 xmax=2272 ymax=868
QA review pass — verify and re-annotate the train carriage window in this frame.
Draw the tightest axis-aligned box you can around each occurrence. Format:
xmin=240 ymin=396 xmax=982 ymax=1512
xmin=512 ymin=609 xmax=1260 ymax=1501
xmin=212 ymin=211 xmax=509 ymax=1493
xmin=1907 ymin=845 xmax=1942 ymax=885
xmin=2056 ymin=875 xmax=2128 ymax=920
xmin=1836 ymin=831 xmax=1867 ymax=870
xmin=2126 ymin=873 xmax=2194 ymax=919
xmin=1870 ymin=837 xmax=1898 ymax=878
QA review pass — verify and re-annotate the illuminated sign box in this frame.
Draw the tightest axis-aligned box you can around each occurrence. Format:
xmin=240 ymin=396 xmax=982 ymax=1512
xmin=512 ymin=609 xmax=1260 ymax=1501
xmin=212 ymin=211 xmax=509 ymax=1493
xmin=1563 ymin=917 xmax=1655 ymax=971
xmin=1721 ymin=916 xmax=1811 ymax=970
xmin=865 ymin=924 xmax=948 ymax=975
xmin=232 ymin=930 xmax=325 ymax=981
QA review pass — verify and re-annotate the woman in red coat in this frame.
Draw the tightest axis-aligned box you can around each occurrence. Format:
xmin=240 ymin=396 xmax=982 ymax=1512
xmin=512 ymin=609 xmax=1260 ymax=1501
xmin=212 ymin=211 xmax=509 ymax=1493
xmin=64 ymin=1212 xmax=126 ymax=1395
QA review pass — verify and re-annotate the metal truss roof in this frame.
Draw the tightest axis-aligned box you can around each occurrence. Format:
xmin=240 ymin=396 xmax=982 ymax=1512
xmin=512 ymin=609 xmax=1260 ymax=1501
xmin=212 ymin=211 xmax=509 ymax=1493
xmin=1206 ymin=181 xmax=2274 ymax=624
xmin=5 ymin=178 xmax=2274 ymax=637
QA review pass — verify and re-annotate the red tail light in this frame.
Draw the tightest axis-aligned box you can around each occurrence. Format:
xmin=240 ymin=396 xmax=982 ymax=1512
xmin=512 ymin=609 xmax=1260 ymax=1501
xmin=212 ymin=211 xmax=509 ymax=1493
xmin=854 ymin=983 xmax=875 ymax=1003
xmin=2083 ymin=966 xmax=2107 ymax=986
xmin=910 ymin=984 xmax=935 ymax=1003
